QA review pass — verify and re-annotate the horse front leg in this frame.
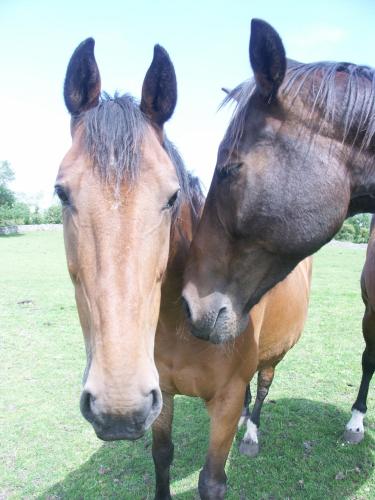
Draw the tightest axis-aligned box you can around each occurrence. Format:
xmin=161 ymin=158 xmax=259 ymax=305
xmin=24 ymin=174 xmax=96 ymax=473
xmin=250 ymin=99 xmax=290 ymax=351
xmin=199 ymin=383 xmax=246 ymax=500
xmin=345 ymin=301 xmax=375 ymax=444
xmin=239 ymin=366 xmax=275 ymax=457
xmin=152 ymin=392 xmax=174 ymax=500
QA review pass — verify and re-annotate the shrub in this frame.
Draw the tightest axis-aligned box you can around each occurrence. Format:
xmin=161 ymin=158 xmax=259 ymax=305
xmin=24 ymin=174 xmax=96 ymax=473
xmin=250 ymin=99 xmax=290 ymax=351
xmin=30 ymin=207 xmax=44 ymax=225
xmin=43 ymin=204 xmax=62 ymax=224
xmin=0 ymin=185 xmax=16 ymax=207
xmin=0 ymin=202 xmax=31 ymax=226
xmin=0 ymin=202 xmax=64 ymax=227
xmin=0 ymin=161 xmax=16 ymax=209
xmin=335 ymin=214 xmax=371 ymax=244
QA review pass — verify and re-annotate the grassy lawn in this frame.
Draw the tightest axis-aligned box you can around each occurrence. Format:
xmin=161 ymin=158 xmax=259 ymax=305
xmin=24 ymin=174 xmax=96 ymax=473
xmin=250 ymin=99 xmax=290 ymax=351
xmin=1 ymin=231 xmax=374 ymax=499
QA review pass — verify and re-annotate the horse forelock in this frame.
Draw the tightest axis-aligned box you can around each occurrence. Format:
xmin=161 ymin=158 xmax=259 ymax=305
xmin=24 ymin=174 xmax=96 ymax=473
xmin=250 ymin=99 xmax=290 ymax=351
xmin=221 ymin=59 xmax=375 ymax=159
xmin=78 ymin=92 xmax=202 ymax=222
xmin=82 ymin=93 xmax=145 ymax=185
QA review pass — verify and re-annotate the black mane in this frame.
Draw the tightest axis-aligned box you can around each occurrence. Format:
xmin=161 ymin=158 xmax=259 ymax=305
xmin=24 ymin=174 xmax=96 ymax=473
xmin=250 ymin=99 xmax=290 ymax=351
xmin=222 ymin=59 xmax=375 ymax=155
xmin=163 ymin=139 xmax=205 ymax=223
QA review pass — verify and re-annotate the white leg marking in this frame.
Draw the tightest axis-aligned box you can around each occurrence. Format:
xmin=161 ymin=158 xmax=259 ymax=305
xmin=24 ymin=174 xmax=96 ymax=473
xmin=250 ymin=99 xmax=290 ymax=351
xmin=238 ymin=415 xmax=246 ymax=429
xmin=244 ymin=419 xmax=258 ymax=443
xmin=346 ymin=409 xmax=365 ymax=433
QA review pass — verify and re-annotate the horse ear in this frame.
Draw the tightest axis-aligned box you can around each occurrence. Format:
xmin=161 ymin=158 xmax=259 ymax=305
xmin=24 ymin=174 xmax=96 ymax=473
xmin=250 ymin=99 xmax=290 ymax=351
xmin=141 ymin=45 xmax=177 ymax=127
xmin=249 ymin=19 xmax=286 ymax=99
xmin=64 ymin=38 xmax=101 ymax=115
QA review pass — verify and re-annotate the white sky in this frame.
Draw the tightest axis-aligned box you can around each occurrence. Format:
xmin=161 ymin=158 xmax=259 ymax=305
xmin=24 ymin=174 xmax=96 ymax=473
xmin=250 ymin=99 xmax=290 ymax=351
xmin=1 ymin=0 xmax=374 ymax=206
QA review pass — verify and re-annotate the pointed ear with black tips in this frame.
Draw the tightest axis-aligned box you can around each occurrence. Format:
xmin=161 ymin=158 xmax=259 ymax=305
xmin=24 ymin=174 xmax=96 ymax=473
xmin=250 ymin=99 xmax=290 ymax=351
xmin=141 ymin=45 xmax=177 ymax=127
xmin=249 ymin=19 xmax=286 ymax=99
xmin=64 ymin=38 xmax=101 ymax=115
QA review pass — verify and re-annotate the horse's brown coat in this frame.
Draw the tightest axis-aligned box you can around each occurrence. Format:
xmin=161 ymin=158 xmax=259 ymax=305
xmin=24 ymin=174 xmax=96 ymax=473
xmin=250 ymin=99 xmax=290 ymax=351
xmin=59 ymin=37 xmax=312 ymax=499
xmin=152 ymin=191 xmax=312 ymax=498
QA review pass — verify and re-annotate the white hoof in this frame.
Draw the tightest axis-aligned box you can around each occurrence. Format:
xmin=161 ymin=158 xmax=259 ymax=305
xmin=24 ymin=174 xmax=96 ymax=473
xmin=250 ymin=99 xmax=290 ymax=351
xmin=343 ymin=428 xmax=365 ymax=444
xmin=239 ymin=438 xmax=260 ymax=457
xmin=344 ymin=409 xmax=365 ymax=444
xmin=239 ymin=420 xmax=259 ymax=457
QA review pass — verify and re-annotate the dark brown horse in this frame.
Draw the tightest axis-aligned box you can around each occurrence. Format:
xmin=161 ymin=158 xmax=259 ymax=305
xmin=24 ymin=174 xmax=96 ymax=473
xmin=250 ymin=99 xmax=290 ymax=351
xmin=58 ymin=39 xmax=312 ymax=498
xmin=182 ymin=18 xmax=375 ymax=344
xmin=345 ymin=215 xmax=375 ymax=444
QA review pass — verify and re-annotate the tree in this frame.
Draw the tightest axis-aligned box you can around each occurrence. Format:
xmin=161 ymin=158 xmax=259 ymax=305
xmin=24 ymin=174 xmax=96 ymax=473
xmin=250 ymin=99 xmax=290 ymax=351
xmin=0 ymin=161 xmax=16 ymax=208
xmin=335 ymin=214 xmax=371 ymax=243
xmin=43 ymin=204 xmax=62 ymax=224
xmin=0 ymin=202 xmax=31 ymax=226
xmin=31 ymin=206 xmax=43 ymax=225
xmin=0 ymin=185 xmax=15 ymax=206
xmin=0 ymin=161 xmax=15 ymax=186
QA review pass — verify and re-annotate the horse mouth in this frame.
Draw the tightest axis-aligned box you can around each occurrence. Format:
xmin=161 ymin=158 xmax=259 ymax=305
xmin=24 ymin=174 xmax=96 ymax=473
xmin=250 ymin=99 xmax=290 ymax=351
xmin=94 ymin=427 xmax=145 ymax=441
xmin=189 ymin=312 xmax=249 ymax=344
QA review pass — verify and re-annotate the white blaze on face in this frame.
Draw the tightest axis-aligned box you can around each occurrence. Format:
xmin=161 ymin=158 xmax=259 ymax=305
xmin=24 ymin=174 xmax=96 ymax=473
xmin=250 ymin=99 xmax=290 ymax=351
xmin=244 ymin=419 xmax=259 ymax=444
xmin=346 ymin=409 xmax=365 ymax=433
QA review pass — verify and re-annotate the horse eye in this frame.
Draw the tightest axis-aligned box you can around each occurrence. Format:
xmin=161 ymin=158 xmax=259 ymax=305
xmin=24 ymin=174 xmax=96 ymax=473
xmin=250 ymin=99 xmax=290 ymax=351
xmin=217 ymin=162 xmax=242 ymax=181
xmin=165 ymin=189 xmax=180 ymax=209
xmin=54 ymin=185 xmax=69 ymax=205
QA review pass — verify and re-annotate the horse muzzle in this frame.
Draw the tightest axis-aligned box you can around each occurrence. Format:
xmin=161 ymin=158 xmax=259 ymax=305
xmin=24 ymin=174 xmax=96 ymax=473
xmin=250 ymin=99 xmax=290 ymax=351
xmin=80 ymin=388 xmax=162 ymax=440
xmin=181 ymin=290 xmax=248 ymax=344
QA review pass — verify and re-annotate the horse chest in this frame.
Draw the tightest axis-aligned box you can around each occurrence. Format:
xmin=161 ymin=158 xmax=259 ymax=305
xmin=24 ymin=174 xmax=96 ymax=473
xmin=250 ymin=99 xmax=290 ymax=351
xmin=156 ymin=335 xmax=246 ymax=400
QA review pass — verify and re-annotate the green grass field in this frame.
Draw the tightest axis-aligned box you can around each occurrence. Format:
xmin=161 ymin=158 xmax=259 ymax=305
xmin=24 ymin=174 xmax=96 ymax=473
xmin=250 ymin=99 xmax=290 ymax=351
xmin=1 ymin=232 xmax=374 ymax=499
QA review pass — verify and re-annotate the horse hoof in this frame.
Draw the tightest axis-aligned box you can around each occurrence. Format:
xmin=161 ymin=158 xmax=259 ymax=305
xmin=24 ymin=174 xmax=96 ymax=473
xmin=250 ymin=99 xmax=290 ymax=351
xmin=343 ymin=429 xmax=364 ymax=444
xmin=239 ymin=439 xmax=259 ymax=457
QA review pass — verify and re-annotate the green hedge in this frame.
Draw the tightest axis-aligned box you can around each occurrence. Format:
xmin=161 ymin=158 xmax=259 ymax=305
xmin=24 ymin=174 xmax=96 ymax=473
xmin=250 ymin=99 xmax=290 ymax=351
xmin=0 ymin=203 xmax=62 ymax=227
xmin=0 ymin=161 xmax=64 ymax=227
xmin=335 ymin=214 xmax=371 ymax=244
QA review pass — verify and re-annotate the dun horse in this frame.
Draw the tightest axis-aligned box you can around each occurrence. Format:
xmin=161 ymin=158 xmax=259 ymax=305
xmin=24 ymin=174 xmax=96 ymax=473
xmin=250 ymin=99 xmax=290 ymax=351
xmin=58 ymin=39 xmax=311 ymax=498
xmin=183 ymin=19 xmax=375 ymax=345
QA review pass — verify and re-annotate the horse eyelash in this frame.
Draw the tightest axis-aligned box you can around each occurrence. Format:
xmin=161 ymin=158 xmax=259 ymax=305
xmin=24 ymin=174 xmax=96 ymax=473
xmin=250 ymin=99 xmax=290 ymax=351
xmin=218 ymin=163 xmax=242 ymax=180
xmin=54 ymin=185 xmax=70 ymax=206
xmin=164 ymin=189 xmax=181 ymax=210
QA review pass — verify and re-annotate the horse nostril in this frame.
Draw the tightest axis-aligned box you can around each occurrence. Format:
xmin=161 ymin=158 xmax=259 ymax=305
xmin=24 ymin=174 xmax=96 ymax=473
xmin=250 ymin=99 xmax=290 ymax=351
xmin=80 ymin=390 xmax=96 ymax=423
xmin=213 ymin=306 xmax=228 ymax=330
xmin=150 ymin=389 xmax=161 ymax=413
xmin=217 ymin=306 xmax=227 ymax=318
xmin=181 ymin=295 xmax=192 ymax=321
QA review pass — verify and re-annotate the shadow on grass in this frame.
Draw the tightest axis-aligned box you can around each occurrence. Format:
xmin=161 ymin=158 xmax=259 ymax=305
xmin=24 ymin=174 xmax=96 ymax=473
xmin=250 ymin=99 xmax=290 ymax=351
xmin=42 ymin=397 xmax=374 ymax=499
